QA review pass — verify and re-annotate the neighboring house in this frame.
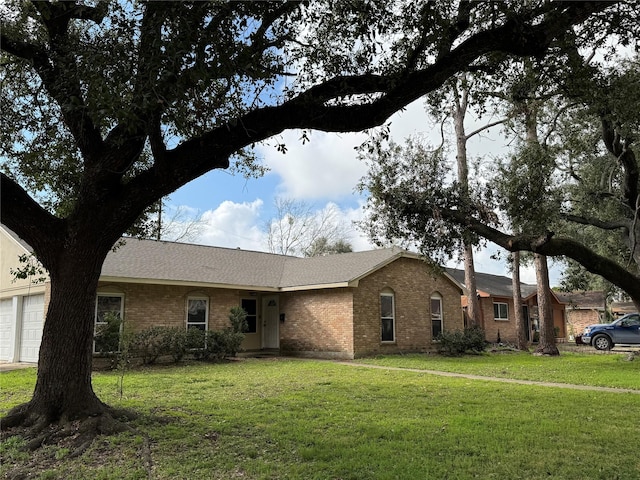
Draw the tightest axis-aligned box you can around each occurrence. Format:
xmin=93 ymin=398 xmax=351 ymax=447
xmin=610 ymin=301 xmax=637 ymax=318
xmin=555 ymin=291 xmax=606 ymax=341
xmin=0 ymin=225 xmax=463 ymax=362
xmin=446 ymin=268 xmax=568 ymax=344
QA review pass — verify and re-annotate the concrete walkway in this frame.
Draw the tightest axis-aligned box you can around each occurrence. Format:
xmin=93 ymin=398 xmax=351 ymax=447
xmin=336 ymin=361 xmax=640 ymax=395
xmin=0 ymin=362 xmax=36 ymax=373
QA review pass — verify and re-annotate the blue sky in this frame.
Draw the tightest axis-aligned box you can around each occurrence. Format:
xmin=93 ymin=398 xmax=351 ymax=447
xmin=164 ymin=99 xmax=564 ymax=286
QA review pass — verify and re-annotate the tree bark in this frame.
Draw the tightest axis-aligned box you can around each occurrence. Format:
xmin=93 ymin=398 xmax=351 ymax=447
xmin=452 ymin=77 xmax=482 ymax=327
xmin=2 ymin=232 xmax=120 ymax=432
xmin=533 ymin=253 xmax=559 ymax=355
xmin=511 ymin=252 xmax=529 ymax=351
xmin=463 ymin=243 xmax=481 ymax=327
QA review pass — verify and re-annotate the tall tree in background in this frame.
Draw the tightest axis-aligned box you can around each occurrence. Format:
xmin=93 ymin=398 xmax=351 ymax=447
xmin=265 ymin=197 xmax=351 ymax=257
xmin=0 ymin=0 xmax=623 ymax=441
xmin=359 ymin=47 xmax=640 ymax=309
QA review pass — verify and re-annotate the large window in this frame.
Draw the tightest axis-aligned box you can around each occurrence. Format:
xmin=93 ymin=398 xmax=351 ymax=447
xmin=187 ymin=298 xmax=208 ymax=331
xmin=494 ymin=302 xmax=509 ymax=321
xmin=94 ymin=294 xmax=124 ymax=353
xmin=241 ymin=298 xmax=257 ymax=334
xmin=380 ymin=292 xmax=395 ymax=342
xmin=431 ymin=294 xmax=443 ymax=339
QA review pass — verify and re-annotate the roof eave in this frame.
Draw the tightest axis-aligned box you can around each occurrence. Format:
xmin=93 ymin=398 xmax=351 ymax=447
xmin=99 ymin=276 xmax=280 ymax=292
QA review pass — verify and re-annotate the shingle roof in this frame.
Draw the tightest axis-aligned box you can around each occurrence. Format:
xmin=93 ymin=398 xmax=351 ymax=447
xmin=446 ymin=267 xmax=538 ymax=299
xmin=101 ymin=237 xmax=413 ymax=290
xmin=556 ymin=291 xmax=606 ymax=309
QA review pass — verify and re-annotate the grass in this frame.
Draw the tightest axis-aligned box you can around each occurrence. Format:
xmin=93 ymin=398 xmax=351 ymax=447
xmin=1 ymin=354 xmax=639 ymax=479
xmin=357 ymin=349 xmax=640 ymax=389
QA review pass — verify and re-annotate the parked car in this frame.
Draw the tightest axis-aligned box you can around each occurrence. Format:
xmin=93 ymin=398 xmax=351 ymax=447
xmin=582 ymin=312 xmax=640 ymax=350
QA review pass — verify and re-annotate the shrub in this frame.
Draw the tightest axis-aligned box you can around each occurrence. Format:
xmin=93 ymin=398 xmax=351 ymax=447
xmin=164 ymin=327 xmax=188 ymax=362
xmin=228 ymin=306 xmax=249 ymax=334
xmin=129 ymin=326 xmax=169 ymax=364
xmin=94 ymin=312 xmax=122 ymax=354
xmin=186 ymin=327 xmax=207 ymax=359
xmin=436 ymin=326 xmax=486 ymax=356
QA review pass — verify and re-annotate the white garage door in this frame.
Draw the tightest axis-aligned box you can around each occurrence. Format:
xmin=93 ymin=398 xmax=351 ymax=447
xmin=0 ymin=299 xmax=13 ymax=361
xmin=19 ymin=294 xmax=44 ymax=363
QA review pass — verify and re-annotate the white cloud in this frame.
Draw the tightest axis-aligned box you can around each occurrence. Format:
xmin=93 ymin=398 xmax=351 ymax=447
xmin=258 ymin=130 xmax=369 ymax=200
xmin=195 ymin=199 xmax=267 ymax=251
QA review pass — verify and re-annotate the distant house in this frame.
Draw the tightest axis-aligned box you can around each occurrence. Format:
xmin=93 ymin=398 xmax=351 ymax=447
xmin=446 ymin=268 xmax=568 ymax=343
xmin=0 ymin=225 xmax=463 ymax=362
xmin=555 ymin=291 xmax=606 ymax=340
xmin=610 ymin=301 xmax=637 ymax=318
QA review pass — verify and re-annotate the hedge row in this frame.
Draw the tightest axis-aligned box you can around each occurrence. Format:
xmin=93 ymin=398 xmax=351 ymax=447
xmin=95 ymin=306 xmax=247 ymax=367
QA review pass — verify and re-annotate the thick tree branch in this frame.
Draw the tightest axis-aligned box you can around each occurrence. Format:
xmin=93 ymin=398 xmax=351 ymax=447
xmin=27 ymin=2 xmax=105 ymax=163
xmin=0 ymin=173 xmax=65 ymax=268
xmin=440 ymin=207 xmax=640 ymax=303
xmin=561 ymin=213 xmax=630 ymax=231
xmin=117 ymin=1 xmax=615 ymax=214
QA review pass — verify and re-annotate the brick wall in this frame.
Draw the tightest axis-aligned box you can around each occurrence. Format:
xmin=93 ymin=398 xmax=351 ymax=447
xmin=96 ymin=282 xmax=240 ymax=332
xmin=279 ymin=288 xmax=354 ymax=359
xmin=566 ymin=309 xmax=602 ymax=339
xmin=352 ymin=257 xmax=463 ymax=357
xmin=481 ymin=296 xmax=517 ymax=343
xmin=480 ymin=296 xmax=569 ymax=344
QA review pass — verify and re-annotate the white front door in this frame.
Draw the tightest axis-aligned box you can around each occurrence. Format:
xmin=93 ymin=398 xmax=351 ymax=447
xmin=261 ymin=296 xmax=279 ymax=349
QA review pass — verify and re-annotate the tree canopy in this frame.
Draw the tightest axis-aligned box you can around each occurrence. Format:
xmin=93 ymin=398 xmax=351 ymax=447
xmin=358 ymin=45 xmax=640 ymax=307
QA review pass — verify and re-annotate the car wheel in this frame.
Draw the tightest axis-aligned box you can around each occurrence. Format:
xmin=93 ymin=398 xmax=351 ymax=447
xmin=593 ymin=334 xmax=613 ymax=351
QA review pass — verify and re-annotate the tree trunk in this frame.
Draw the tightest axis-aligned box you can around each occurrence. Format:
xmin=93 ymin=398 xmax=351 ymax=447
xmin=533 ymin=253 xmax=559 ymax=355
xmin=511 ymin=252 xmax=528 ymax=350
xmin=452 ymin=78 xmax=481 ymax=328
xmin=2 ymin=235 xmax=128 ymax=438
xmin=464 ymin=242 xmax=482 ymax=327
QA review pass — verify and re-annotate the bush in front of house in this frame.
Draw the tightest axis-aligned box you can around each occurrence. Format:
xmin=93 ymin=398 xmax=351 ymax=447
xmin=129 ymin=326 xmax=171 ymax=365
xmin=95 ymin=307 xmax=247 ymax=368
xmin=436 ymin=325 xmax=487 ymax=356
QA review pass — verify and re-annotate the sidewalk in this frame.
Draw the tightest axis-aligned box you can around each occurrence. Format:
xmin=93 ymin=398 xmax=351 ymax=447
xmin=336 ymin=361 xmax=640 ymax=395
xmin=0 ymin=362 xmax=36 ymax=373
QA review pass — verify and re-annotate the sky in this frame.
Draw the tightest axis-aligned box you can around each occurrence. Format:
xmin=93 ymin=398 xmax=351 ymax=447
xmin=165 ymin=99 xmax=564 ymax=287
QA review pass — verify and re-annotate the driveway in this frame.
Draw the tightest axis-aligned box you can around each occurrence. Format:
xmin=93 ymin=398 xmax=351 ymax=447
xmin=0 ymin=362 xmax=36 ymax=373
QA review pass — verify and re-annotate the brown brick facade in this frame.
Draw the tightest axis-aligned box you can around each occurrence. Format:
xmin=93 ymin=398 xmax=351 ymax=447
xmin=476 ymin=295 xmax=567 ymax=344
xmin=279 ymin=288 xmax=354 ymax=359
xmin=352 ymin=257 xmax=463 ymax=357
xmin=96 ymin=256 xmax=463 ymax=360
xmin=97 ymin=282 xmax=240 ymax=332
xmin=566 ymin=309 xmax=602 ymax=340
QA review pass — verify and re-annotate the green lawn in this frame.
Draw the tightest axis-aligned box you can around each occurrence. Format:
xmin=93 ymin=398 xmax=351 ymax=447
xmin=1 ymin=355 xmax=639 ymax=480
xmin=357 ymin=349 xmax=640 ymax=389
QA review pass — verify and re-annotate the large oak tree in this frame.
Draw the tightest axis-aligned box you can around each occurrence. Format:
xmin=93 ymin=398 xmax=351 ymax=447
xmin=0 ymin=0 xmax=620 ymax=441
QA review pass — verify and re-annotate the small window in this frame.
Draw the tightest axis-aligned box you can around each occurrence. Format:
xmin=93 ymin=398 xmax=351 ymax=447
xmin=431 ymin=294 xmax=443 ymax=339
xmin=494 ymin=302 xmax=509 ymax=321
xmin=241 ymin=299 xmax=257 ymax=334
xmin=187 ymin=298 xmax=208 ymax=331
xmin=94 ymin=294 xmax=124 ymax=353
xmin=381 ymin=292 xmax=395 ymax=342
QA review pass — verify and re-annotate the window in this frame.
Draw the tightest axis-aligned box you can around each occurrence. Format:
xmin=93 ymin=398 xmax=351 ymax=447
xmin=241 ymin=298 xmax=257 ymax=334
xmin=380 ymin=292 xmax=395 ymax=342
xmin=494 ymin=302 xmax=509 ymax=321
xmin=431 ymin=294 xmax=443 ymax=339
xmin=187 ymin=298 xmax=208 ymax=331
xmin=94 ymin=294 xmax=124 ymax=353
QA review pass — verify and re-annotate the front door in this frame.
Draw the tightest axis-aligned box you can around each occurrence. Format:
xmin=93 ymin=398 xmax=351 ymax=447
xmin=262 ymin=296 xmax=279 ymax=349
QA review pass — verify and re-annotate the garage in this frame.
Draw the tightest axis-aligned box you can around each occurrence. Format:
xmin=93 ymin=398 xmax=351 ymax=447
xmin=0 ymin=298 xmax=12 ymax=361
xmin=19 ymin=294 xmax=44 ymax=363
xmin=0 ymin=294 xmax=45 ymax=363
